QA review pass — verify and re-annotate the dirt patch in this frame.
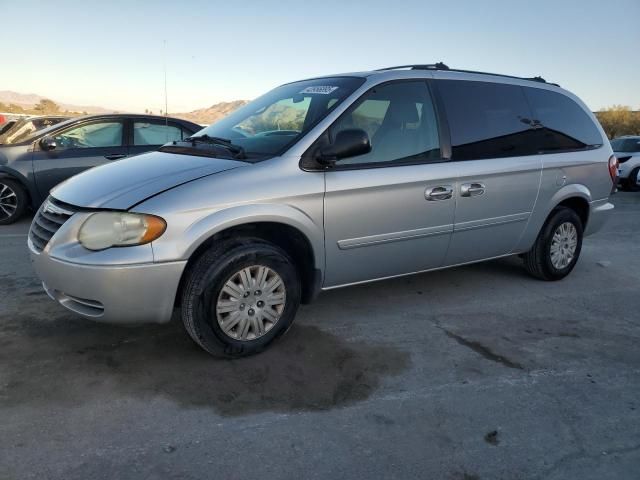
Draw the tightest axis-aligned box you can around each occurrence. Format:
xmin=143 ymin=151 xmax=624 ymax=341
xmin=484 ymin=429 xmax=499 ymax=445
xmin=0 ymin=316 xmax=410 ymax=416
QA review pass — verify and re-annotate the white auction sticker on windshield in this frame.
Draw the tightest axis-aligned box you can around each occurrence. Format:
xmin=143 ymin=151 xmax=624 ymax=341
xmin=299 ymin=86 xmax=339 ymax=95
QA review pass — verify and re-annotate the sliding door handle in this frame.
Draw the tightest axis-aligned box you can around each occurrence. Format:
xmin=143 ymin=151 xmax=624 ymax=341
xmin=460 ymin=182 xmax=485 ymax=197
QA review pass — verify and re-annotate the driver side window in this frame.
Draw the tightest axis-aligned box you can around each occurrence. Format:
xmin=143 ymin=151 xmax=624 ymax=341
xmin=53 ymin=122 xmax=123 ymax=149
xmin=330 ymin=81 xmax=441 ymax=166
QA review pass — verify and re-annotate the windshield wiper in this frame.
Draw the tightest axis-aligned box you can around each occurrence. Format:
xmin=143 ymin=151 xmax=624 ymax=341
xmin=182 ymin=134 xmax=246 ymax=159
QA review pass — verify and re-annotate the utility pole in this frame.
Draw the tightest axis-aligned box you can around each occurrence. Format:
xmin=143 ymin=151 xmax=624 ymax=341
xmin=163 ymin=40 xmax=168 ymax=127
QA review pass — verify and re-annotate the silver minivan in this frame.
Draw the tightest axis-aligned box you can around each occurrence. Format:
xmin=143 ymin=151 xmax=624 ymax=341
xmin=28 ymin=64 xmax=617 ymax=357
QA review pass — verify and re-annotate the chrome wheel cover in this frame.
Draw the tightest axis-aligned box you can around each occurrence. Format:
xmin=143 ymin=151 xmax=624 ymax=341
xmin=215 ymin=265 xmax=286 ymax=341
xmin=0 ymin=182 xmax=18 ymax=219
xmin=550 ymin=222 xmax=578 ymax=269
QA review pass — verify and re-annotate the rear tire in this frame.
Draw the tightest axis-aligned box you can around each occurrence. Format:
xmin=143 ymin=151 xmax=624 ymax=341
xmin=523 ymin=207 xmax=583 ymax=281
xmin=180 ymin=238 xmax=301 ymax=358
xmin=0 ymin=179 xmax=28 ymax=225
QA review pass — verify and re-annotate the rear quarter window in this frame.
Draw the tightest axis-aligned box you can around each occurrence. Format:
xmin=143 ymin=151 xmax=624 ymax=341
xmin=523 ymin=87 xmax=603 ymax=152
xmin=437 ymin=80 xmax=536 ymax=160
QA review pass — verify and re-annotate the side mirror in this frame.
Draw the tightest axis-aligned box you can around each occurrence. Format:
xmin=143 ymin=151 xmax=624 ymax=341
xmin=40 ymin=136 xmax=57 ymax=151
xmin=317 ymin=128 xmax=371 ymax=165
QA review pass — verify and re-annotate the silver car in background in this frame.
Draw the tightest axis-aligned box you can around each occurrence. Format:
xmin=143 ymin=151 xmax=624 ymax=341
xmin=611 ymin=135 xmax=640 ymax=191
xmin=28 ymin=63 xmax=616 ymax=357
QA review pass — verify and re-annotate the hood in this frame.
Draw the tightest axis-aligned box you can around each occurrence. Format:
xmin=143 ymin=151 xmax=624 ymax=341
xmin=51 ymin=150 xmax=245 ymax=209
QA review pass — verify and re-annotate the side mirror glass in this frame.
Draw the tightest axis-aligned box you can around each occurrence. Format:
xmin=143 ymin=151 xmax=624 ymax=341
xmin=318 ymin=128 xmax=371 ymax=165
xmin=40 ymin=136 xmax=57 ymax=151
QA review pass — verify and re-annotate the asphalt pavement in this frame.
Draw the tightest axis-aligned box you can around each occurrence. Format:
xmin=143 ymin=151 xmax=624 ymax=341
xmin=1 ymin=193 xmax=639 ymax=479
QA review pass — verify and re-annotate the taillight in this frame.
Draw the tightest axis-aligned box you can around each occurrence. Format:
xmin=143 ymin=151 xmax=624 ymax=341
xmin=608 ymin=155 xmax=619 ymax=183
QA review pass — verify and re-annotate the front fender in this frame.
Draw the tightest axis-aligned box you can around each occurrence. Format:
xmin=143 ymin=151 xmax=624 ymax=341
xmin=618 ymin=157 xmax=640 ymax=178
xmin=151 ymin=203 xmax=325 ymax=270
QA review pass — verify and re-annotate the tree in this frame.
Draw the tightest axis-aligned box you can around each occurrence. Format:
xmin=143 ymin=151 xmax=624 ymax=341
xmin=7 ymin=104 xmax=25 ymax=114
xmin=596 ymin=105 xmax=640 ymax=139
xmin=33 ymin=99 xmax=60 ymax=114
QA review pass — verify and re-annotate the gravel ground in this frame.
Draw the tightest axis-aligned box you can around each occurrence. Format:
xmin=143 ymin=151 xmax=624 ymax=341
xmin=1 ymin=193 xmax=639 ymax=480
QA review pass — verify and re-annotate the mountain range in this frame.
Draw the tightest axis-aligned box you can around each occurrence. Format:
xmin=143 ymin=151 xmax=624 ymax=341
xmin=0 ymin=90 xmax=248 ymax=124
xmin=0 ymin=90 xmax=115 ymax=114
xmin=174 ymin=100 xmax=249 ymax=125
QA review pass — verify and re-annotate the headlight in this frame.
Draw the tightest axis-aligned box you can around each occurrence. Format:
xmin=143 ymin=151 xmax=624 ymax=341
xmin=78 ymin=212 xmax=166 ymax=251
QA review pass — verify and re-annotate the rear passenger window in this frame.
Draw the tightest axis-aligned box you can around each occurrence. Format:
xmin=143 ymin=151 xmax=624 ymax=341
xmin=134 ymin=122 xmax=183 ymax=145
xmin=438 ymin=80 xmax=535 ymax=160
xmin=523 ymin=87 xmax=602 ymax=152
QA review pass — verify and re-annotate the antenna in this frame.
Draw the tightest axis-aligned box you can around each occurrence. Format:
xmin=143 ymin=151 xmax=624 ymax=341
xmin=163 ymin=40 xmax=168 ymax=129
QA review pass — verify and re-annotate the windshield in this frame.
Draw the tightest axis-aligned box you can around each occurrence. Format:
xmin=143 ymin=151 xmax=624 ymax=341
xmin=0 ymin=117 xmax=69 ymax=145
xmin=611 ymin=137 xmax=640 ymax=153
xmin=194 ymin=77 xmax=365 ymax=158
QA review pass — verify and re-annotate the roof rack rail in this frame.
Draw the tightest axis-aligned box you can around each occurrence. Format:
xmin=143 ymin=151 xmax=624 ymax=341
xmin=375 ymin=63 xmax=559 ymax=87
xmin=375 ymin=62 xmax=450 ymax=71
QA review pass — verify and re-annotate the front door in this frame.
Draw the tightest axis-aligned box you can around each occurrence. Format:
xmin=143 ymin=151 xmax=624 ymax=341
xmin=434 ymin=79 xmax=542 ymax=265
xmin=32 ymin=119 xmax=127 ymax=199
xmin=322 ymin=80 xmax=456 ymax=287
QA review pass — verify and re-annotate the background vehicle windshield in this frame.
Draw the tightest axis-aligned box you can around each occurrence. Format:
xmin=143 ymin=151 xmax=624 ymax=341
xmin=611 ymin=137 xmax=640 ymax=153
xmin=196 ymin=77 xmax=365 ymax=158
xmin=0 ymin=117 xmax=68 ymax=145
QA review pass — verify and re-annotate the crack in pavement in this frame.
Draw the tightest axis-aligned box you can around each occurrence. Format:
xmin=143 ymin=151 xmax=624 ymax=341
xmin=442 ymin=328 xmax=524 ymax=370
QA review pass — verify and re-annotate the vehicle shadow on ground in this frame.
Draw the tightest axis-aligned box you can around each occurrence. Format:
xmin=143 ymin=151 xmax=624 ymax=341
xmin=0 ymin=255 xmax=535 ymax=418
xmin=1 ymin=308 xmax=410 ymax=416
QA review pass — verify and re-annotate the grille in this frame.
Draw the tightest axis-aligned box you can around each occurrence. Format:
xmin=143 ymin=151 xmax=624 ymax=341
xmin=29 ymin=197 xmax=79 ymax=253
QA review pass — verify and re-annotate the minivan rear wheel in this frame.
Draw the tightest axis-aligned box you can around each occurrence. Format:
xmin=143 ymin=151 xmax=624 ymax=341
xmin=180 ymin=238 xmax=301 ymax=358
xmin=523 ymin=207 xmax=583 ymax=281
xmin=0 ymin=179 xmax=27 ymax=225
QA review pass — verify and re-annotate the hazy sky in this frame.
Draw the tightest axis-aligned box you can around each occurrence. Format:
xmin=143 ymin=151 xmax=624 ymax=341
xmin=3 ymin=0 xmax=639 ymax=113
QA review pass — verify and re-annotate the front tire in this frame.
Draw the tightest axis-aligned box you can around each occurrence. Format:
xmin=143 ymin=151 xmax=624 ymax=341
xmin=625 ymin=167 xmax=640 ymax=192
xmin=523 ymin=207 xmax=583 ymax=281
xmin=0 ymin=179 xmax=27 ymax=225
xmin=180 ymin=238 xmax=301 ymax=358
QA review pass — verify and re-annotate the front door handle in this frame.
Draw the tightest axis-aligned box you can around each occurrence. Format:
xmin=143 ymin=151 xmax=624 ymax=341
xmin=460 ymin=182 xmax=486 ymax=197
xmin=425 ymin=185 xmax=453 ymax=201
xmin=104 ymin=154 xmax=126 ymax=161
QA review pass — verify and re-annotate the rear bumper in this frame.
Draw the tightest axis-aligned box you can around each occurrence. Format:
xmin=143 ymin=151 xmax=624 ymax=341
xmin=584 ymin=199 xmax=614 ymax=237
xmin=30 ymin=244 xmax=186 ymax=324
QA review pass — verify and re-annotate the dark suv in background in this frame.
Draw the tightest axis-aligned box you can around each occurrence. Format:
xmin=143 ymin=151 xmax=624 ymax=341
xmin=0 ymin=114 xmax=201 ymax=224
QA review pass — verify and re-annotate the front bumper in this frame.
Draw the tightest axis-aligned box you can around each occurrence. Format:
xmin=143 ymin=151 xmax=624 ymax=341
xmin=30 ymin=244 xmax=187 ymax=324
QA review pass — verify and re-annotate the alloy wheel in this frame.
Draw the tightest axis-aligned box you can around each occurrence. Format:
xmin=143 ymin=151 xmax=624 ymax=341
xmin=0 ymin=182 xmax=18 ymax=220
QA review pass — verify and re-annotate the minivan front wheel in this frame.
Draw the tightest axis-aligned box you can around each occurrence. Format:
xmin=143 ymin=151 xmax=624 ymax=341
xmin=0 ymin=179 xmax=27 ymax=225
xmin=523 ymin=207 xmax=583 ymax=281
xmin=180 ymin=238 xmax=301 ymax=357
